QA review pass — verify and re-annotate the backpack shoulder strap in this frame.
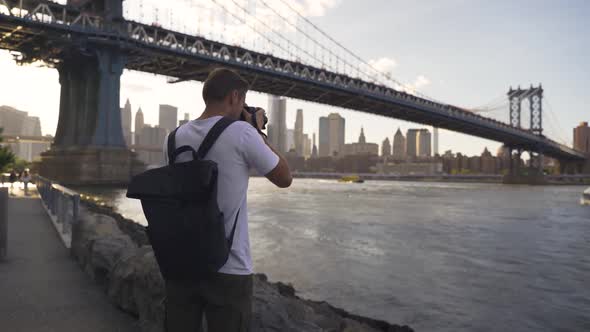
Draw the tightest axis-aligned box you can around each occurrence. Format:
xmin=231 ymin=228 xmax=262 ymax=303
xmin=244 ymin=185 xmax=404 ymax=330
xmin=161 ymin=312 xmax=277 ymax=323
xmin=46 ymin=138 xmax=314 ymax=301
xmin=196 ymin=117 xmax=236 ymax=160
xmin=167 ymin=127 xmax=180 ymax=165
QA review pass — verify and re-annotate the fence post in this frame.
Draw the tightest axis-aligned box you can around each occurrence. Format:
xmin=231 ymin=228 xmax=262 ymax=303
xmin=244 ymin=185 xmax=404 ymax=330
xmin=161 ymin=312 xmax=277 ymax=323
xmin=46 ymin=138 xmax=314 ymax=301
xmin=0 ymin=188 xmax=8 ymax=261
xmin=72 ymin=194 xmax=79 ymax=227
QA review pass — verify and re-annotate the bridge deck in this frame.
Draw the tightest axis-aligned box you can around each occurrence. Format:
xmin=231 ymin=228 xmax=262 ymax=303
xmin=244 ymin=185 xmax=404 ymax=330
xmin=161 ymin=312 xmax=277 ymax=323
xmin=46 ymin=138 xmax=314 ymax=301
xmin=0 ymin=1 xmax=586 ymax=161
xmin=0 ymin=194 xmax=139 ymax=332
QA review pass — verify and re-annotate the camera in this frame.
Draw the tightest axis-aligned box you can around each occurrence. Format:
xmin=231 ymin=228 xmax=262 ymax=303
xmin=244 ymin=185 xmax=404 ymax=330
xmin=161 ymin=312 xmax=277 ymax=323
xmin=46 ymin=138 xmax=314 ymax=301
xmin=242 ymin=105 xmax=268 ymax=130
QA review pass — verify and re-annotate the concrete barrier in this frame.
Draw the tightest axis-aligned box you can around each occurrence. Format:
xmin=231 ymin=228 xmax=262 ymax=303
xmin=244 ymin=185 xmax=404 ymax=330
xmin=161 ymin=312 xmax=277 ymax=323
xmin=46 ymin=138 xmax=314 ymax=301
xmin=0 ymin=187 xmax=7 ymax=260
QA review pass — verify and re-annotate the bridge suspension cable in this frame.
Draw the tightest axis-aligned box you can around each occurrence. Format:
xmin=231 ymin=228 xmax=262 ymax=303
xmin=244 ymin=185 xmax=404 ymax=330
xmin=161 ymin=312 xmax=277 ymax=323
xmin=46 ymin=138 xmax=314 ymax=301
xmin=543 ymin=96 xmax=570 ymax=145
xmin=209 ymin=0 xmax=324 ymax=68
xmin=254 ymin=0 xmax=380 ymax=85
xmin=272 ymin=0 xmax=438 ymax=100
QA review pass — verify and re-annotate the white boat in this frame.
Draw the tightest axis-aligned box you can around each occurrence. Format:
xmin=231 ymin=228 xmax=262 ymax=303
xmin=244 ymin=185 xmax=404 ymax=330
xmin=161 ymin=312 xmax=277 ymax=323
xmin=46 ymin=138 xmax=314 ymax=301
xmin=582 ymin=188 xmax=590 ymax=205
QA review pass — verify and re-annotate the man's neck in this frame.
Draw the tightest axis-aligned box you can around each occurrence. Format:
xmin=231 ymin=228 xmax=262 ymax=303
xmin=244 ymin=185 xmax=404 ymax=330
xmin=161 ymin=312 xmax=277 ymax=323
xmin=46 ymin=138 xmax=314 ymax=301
xmin=198 ymin=105 xmax=235 ymax=120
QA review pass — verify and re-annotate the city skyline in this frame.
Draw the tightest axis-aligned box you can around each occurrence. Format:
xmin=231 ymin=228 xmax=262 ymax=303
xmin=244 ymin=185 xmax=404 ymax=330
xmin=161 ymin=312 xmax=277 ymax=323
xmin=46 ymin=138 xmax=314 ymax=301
xmin=1 ymin=1 xmax=588 ymax=156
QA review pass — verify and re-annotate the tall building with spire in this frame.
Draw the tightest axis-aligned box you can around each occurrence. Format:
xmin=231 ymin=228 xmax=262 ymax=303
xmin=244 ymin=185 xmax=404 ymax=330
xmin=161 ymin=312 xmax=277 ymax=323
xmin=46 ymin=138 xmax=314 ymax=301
xmin=294 ymin=109 xmax=304 ymax=156
xmin=134 ymin=107 xmax=144 ymax=145
xmin=312 ymin=133 xmax=318 ymax=158
xmin=358 ymin=127 xmax=366 ymax=144
xmin=120 ymin=98 xmax=132 ymax=146
xmin=393 ymin=128 xmax=406 ymax=161
xmin=382 ymin=137 xmax=392 ymax=157
xmin=343 ymin=127 xmax=378 ymax=156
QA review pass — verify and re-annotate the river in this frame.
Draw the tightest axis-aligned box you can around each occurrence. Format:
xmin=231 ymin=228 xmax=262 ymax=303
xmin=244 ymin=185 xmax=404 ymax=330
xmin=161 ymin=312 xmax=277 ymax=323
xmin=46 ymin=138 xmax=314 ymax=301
xmin=78 ymin=179 xmax=590 ymax=332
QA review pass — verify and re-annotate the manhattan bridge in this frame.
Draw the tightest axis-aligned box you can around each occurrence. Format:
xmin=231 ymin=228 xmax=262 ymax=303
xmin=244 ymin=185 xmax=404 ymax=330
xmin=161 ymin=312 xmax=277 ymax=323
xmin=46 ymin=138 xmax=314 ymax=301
xmin=0 ymin=0 xmax=586 ymax=184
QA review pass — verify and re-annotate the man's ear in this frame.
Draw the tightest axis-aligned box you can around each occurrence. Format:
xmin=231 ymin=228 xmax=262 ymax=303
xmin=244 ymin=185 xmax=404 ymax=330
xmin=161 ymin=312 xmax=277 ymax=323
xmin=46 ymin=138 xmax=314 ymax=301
xmin=229 ymin=90 xmax=240 ymax=106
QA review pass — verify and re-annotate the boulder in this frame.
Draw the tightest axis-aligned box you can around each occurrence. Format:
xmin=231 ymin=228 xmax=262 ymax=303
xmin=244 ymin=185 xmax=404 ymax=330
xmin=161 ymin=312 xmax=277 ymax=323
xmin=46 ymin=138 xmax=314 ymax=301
xmin=132 ymin=246 xmax=166 ymax=332
xmin=84 ymin=234 xmax=136 ymax=286
xmin=71 ymin=211 xmax=125 ymax=265
xmin=72 ymin=204 xmax=414 ymax=332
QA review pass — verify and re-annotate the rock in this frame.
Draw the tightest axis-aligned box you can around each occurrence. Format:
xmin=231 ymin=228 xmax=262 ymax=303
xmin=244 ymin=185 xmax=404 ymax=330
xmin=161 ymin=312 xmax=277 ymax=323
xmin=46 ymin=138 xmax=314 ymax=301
xmin=132 ymin=246 xmax=166 ymax=332
xmin=84 ymin=234 xmax=136 ymax=286
xmin=81 ymin=201 xmax=150 ymax=246
xmin=107 ymin=246 xmax=142 ymax=315
xmin=71 ymin=211 xmax=126 ymax=267
xmin=74 ymin=202 xmax=414 ymax=332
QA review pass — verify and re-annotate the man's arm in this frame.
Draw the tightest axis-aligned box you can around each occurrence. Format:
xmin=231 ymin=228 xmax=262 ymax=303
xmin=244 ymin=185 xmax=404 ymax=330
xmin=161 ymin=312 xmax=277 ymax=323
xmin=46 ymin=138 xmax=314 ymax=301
xmin=261 ymin=134 xmax=292 ymax=188
xmin=242 ymin=108 xmax=292 ymax=188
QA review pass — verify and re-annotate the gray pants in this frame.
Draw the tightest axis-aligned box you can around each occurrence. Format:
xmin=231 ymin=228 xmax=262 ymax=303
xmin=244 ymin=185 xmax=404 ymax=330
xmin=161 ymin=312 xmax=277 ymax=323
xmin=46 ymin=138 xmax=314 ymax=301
xmin=165 ymin=273 xmax=253 ymax=332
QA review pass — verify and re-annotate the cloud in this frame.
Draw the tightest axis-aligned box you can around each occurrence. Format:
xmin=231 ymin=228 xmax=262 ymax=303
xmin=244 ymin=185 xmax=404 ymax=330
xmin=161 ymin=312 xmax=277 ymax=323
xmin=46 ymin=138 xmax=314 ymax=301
xmin=367 ymin=57 xmax=431 ymax=94
xmin=412 ymin=75 xmax=431 ymax=89
xmin=403 ymin=75 xmax=431 ymax=95
xmin=368 ymin=57 xmax=398 ymax=77
xmin=296 ymin=0 xmax=342 ymax=17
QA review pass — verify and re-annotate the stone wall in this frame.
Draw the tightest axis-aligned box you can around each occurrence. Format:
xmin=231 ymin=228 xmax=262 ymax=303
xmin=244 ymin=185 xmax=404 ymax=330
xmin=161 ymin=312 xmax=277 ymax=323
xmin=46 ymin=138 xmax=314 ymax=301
xmin=71 ymin=206 xmax=414 ymax=332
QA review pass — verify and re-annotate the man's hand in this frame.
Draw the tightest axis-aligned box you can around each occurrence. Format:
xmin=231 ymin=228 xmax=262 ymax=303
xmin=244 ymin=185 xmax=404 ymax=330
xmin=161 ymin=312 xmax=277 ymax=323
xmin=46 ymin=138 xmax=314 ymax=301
xmin=242 ymin=107 xmax=267 ymax=131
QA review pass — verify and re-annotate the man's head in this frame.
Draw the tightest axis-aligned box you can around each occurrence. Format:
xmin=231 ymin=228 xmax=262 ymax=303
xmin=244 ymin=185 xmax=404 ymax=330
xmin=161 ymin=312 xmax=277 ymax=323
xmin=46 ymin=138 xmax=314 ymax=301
xmin=202 ymin=68 xmax=249 ymax=118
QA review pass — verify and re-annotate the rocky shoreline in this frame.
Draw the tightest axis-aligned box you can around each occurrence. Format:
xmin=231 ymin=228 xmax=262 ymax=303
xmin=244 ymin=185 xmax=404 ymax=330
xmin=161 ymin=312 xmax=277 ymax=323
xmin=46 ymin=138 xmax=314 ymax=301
xmin=78 ymin=200 xmax=414 ymax=332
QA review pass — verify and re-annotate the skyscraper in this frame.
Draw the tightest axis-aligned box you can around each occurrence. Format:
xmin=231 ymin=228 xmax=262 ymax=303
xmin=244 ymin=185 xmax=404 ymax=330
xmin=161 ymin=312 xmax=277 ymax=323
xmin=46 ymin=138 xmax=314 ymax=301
xmin=121 ymin=98 xmax=132 ymax=146
xmin=268 ymin=95 xmax=287 ymax=153
xmin=382 ymin=137 xmax=392 ymax=157
xmin=319 ymin=113 xmax=345 ymax=157
xmin=574 ymin=121 xmax=590 ymax=155
xmin=137 ymin=125 xmax=167 ymax=166
xmin=358 ymin=127 xmax=366 ymax=144
xmin=312 ymin=133 xmax=318 ymax=158
xmin=159 ymin=104 xmax=178 ymax=134
xmin=303 ymin=133 xmax=311 ymax=158
xmin=0 ymin=106 xmax=47 ymax=161
xmin=406 ymin=129 xmax=418 ymax=159
xmin=286 ymin=129 xmax=295 ymax=152
xmin=343 ymin=127 xmax=378 ymax=156
xmin=179 ymin=113 xmax=190 ymax=126
xmin=134 ymin=107 xmax=144 ymax=145
xmin=433 ymin=127 xmax=439 ymax=156
xmin=294 ymin=108 xmax=304 ymax=156
xmin=417 ymin=129 xmax=432 ymax=158
xmin=0 ymin=105 xmax=30 ymax=135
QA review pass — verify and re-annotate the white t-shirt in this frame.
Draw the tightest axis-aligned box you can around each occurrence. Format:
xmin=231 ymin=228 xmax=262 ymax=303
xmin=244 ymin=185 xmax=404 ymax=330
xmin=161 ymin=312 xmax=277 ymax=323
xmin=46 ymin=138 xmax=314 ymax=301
xmin=163 ymin=116 xmax=279 ymax=275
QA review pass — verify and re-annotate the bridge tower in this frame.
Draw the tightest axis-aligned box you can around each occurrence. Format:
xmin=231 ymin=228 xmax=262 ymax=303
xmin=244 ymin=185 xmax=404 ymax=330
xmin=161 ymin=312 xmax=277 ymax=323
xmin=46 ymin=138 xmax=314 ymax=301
xmin=503 ymin=85 xmax=545 ymax=184
xmin=38 ymin=0 xmax=142 ymax=185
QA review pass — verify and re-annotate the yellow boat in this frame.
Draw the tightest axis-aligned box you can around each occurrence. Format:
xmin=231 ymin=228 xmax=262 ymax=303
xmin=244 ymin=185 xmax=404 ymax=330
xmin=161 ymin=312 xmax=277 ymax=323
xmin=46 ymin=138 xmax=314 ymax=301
xmin=338 ymin=175 xmax=364 ymax=183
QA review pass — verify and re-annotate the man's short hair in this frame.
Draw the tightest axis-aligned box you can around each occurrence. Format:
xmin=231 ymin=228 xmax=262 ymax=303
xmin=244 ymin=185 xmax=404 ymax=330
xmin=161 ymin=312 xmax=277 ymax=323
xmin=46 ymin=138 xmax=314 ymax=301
xmin=202 ymin=68 xmax=249 ymax=104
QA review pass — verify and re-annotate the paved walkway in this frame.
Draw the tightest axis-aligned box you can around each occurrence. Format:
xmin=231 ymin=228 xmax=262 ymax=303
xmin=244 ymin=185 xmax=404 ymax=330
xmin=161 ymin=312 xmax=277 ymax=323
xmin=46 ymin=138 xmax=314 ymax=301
xmin=0 ymin=195 xmax=140 ymax=332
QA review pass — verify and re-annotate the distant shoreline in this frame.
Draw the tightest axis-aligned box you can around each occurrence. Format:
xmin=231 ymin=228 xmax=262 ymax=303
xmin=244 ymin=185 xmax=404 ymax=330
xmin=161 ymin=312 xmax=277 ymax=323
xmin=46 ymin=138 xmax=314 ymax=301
xmin=287 ymin=172 xmax=590 ymax=185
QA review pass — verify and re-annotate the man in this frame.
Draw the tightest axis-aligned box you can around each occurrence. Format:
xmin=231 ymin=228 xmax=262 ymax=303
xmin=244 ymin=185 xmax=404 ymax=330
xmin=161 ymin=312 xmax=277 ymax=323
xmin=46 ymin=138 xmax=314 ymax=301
xmin=163 ymin=68 xmax=292 ymax=331
xmin=8 ymin=170 xmax=16 ymax=195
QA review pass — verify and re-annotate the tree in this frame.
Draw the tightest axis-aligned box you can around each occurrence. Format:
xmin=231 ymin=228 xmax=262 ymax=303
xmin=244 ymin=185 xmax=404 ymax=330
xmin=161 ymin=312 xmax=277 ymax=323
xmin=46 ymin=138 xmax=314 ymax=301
xmin=0 ymin=128 xmax=16 ymax=172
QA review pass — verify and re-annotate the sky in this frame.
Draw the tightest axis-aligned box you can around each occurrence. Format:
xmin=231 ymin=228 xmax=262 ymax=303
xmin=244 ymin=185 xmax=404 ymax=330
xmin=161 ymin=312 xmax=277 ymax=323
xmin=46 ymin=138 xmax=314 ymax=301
xmin=1 ymin=0 xmax=589 ymax=156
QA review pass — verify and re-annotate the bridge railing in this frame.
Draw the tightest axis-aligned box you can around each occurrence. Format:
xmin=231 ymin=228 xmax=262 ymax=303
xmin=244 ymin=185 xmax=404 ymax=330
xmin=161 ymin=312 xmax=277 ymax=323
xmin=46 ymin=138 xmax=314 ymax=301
xmin=36 ymin=175 xmax=80 ymax=248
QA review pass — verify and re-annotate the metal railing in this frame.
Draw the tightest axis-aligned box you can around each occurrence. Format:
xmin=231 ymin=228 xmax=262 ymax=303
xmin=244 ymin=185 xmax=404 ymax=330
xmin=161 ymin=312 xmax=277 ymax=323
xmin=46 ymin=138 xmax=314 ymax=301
xmin=0 ymin=187 xmax=7 ymax=260
xmin=36 ymin=176 xmax=80 ymax=248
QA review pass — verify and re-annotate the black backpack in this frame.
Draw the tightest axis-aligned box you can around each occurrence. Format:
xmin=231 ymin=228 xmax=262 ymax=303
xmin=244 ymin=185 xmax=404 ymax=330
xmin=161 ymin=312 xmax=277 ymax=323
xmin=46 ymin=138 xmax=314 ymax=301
xmin=126 ymin=117 xmax=238 ymax=281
